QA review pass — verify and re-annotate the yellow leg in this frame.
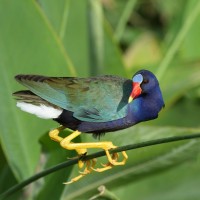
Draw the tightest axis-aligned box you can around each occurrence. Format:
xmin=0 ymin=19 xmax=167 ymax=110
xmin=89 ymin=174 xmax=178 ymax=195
xmin=49 ymin=126 xmax=87 ymax=156
xmin=49 ymin=126 xmax=65 ymax=142
xmin=49 ymin=126 xmax=87 ymax=168
xmin=60 ymin=131 xmax=128 ymax=165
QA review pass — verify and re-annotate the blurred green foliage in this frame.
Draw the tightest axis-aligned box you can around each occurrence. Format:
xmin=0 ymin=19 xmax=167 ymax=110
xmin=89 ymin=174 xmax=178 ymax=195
xmin=0 ymin=0 xmax=200 ymax=199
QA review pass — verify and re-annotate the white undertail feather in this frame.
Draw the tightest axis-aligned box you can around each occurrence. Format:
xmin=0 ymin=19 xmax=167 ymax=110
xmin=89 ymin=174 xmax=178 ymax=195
xmin=16 ymin=102 xmax=63 ymax=119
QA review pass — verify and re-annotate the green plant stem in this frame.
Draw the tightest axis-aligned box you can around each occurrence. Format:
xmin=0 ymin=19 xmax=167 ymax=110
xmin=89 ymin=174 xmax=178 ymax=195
xmin=156 ymin=1 xmax=200 ymax=81
xmin=87 ymin=0 xmax=104 ymax=76
xmin=115 ymin=0 xmax=137 ymax=41
xmin=1 ymin=133 xmax=200 ymax=200
xmin=59 ymin=0 xmax=71 ymax=40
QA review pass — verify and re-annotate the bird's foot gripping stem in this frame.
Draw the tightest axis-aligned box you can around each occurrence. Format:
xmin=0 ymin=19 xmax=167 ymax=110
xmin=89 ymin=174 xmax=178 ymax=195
xmin=92 ymin=151 xmax=128 ymax=172
xmin=49 ymin=127 xmax=128 ymax=184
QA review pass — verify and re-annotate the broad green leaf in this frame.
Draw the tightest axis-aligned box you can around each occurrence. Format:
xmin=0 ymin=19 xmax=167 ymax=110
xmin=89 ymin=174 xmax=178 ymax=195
xmin=87 ymin=0 xmax=104 ymax=76
xmin=181 ymin=0 xmax=200 ymax=61
xmin=150 ymin=63 xmax=200 ymax=141
xmin=0 ymin=0 xmax=75 ymax=181
xmin=1 ymin=1 xmax=200 ymax=200
xmin=112 ymin=156 xmax=200 ymax=200
xmin=61 ymin=126 xmax=200 ymax=199
xmin=38 ymin=0 xmax=67 ymax=35
xmin=0 ymin=145 xmax=20 ymax=200
xmin=36 ymin=131 xmax=77 ymax=200
xmin=156 ymin=0 xmax=200 ymax=80
xmin=62 ymin=0 xmax=89 ymax=76
xmin=38 ymin=0 xmax=127 ymax=77
xmin=87 ymin=1 xmax=127 ymax=76
xmin=160 ymin=64 xmax=200 ymax=108
xmin=38 ymin=0 xmax=90 ymax=76
xmin=103 ymin=19 xmax=127 ymax=76
xmin=115 ymin=0 xmax=137 ymax=41
xmin=123 ymin=32 xmax=162 ymax=68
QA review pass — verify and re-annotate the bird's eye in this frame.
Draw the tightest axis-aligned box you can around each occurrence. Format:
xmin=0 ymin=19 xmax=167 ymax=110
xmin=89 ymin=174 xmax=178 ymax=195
xmin=143 ymin=79 xmax=149 ymax=84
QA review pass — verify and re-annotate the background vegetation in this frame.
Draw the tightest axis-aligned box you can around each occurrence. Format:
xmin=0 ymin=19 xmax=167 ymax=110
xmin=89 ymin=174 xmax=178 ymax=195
xmin=0 ymin=0 xmax=200 ymax=199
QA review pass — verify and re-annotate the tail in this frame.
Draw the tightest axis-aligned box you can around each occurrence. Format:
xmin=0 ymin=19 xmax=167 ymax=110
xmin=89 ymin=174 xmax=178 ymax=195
xmin=13 ymin=90 xmax=62 ymax=119
xmin=13 ymin=90 xmax=48 ymax=105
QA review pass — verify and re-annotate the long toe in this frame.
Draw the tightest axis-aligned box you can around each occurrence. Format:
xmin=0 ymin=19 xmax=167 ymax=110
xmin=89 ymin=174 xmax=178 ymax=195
xmin=100 ymin=162 xmax=113 ymax=167
xmin=63 ymin=174 xmax=84 ymax=184
xmin=92 ymin=165 xmax=113 ymax=172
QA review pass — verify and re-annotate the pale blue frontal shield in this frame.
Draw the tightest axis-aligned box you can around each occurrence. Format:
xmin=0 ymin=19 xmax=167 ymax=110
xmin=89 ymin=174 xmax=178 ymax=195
xmin=132 ymin=74 xmax=143 ymax=83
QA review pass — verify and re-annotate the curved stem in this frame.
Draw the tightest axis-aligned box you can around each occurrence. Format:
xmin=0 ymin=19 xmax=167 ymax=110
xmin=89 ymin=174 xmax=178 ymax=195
xmin=156 ymin=1 xmax=200 ymax=80
xmin=115 ymin=0 xmax=137 ymax=41
xmin=1 ymin=133 xmax=200 ymax=200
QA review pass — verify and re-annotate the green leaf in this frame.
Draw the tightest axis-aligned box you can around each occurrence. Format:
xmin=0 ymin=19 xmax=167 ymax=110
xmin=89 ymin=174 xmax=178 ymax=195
xmin=181 ymin=0 xmax=200 ymax=61
xmin=36 ymin=131 xmax=77 ymax=200
xmin=0 ymin=145 xmax=20 ymax=200
xmin=112 ymin=156 xmax=200 ymax=200
xmin=38 ymin=0 xmax=68 ymax=36
xmin=38 ymin=0 xmax=90 ymax=76
xmin=115 ymin=0 xmax=137 ymax=41
xmin=0 ymin=0 xmax=75 ymax=181
xmin=156 ymin=0 xmax=200 ymax=80
xmin=103 ymin=19 xmax=127 ymax=76
xmin=159 ymin=64 xmax=200 ymax=108
xmin=87 ymin=0 xmax=104 ymax=76
xmin=1 ymin=1 xmax=200 ymax=199
xmin=87 ymin=1 xmax=127 ymax=76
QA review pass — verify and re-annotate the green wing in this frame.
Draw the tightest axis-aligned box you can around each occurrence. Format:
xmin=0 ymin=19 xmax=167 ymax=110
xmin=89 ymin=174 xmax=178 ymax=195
xmin=15 ymin=75 xmax=132 ymax=122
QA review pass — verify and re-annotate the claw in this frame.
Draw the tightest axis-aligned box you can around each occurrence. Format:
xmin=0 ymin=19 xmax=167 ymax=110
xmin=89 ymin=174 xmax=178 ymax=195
xmin=100 ymin=163 xmax=107 ymax=167
xmin=64 ymin=174 xmax=84 ymax=184
xmin=100 ymin=162 xmax=113 ymax=167
xmin=79 ymin=169 xmax=91 ymax=175
xmin=92 ymin=165 xmax=112 ymax=172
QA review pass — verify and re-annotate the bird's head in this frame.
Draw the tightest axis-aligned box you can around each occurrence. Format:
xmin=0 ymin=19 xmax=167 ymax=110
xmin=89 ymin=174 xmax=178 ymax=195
xmin=128 ymin=69 xmax=160 ymax=103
